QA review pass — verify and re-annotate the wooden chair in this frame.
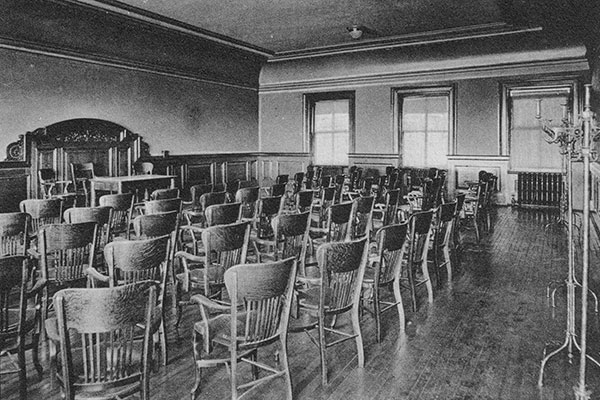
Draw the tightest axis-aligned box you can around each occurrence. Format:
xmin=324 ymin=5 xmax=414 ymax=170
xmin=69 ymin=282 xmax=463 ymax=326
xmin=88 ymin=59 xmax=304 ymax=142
xmin=36 ymin=222 xmax=98 ymax=341
xmin=183 ymin=191 xmax=227 ymax=226
xmin=373 ymin=188 xmax=400 ymax=228
xmin=253 ymin=210 xmax=310 ymax=268
xmin=150 ymin=188 xmax=180 ymax=200
xmin=132 ymin=210 xmax=180 ymax=240
xmin=312 ymin=186 xmax=336 ymax=230
xmin=174 ymin=221 xmax=250 ymax=329
xmin=296 ymin=190 xmax=314 ymax=213
xmin=310 ymin=201 xmax=354 ymax=246
xmin=99 ymin=192 xmax=134 ymax=239
xmin=362 ymin=222 xmax=408 ymax=342
xmin=87 ymin=234 xmax=172 ymax=366
xmin=143 ymin=197 xmax=183 ymax=215
xmin=452 ymin=193 xmax=467 ymax=262
xmin=403 ymin=210 xmax=434 ymax=312
xmin=38 ymin=168 xmax=71 ymax=199
xmin=135 ymin=161 xmax=154 ymax=175
xmin=235 ymin=186 xmax=259 ymax=220
xmin=0 ymin=256 xmax=46 ymax=400
xmin=252 ymin=195 xmax=284 ymax=240
xmin=190 ymin=257 xmax=297 ymax=400
xmin=19 ymin=198 xmax=63 ymax=238
xmin=70 ymin=162 xmax=95 ymax=207
xmin=430 ymin=201 xmax=457 ymax=287
xmin=275 ymin=174 xmax=289 ymax=185
xmin=270 ymin=183 xmax=286 ymax=197
xmin=183 ymin=184 xmax=213 ymax=223
xmin=46 ymin=281 xmax=158 ymax=400
xmin=179 ymin=202 xmax=242 ymax=258
xmin=349 ymin=195 xmax=375 ymax=240
xmin=462 ymin=182 xmax=485 ymax=243
xmin=291 ymin=237 xmax=369 ymax=385
xmin=0 ymin=212 xmax=30 ymax=256
xmin=63 ymin=206 xmax=114 ymax=268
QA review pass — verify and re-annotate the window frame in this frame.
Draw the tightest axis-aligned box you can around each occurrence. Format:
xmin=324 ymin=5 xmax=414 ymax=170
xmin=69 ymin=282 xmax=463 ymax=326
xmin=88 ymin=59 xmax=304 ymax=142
xmin=392 ymin=86 xmax=455 ymax=168
xmin=500 ymin=78 xmax=580 ymax=158
xmin=304 ymin=91 xmax=355 ymax=166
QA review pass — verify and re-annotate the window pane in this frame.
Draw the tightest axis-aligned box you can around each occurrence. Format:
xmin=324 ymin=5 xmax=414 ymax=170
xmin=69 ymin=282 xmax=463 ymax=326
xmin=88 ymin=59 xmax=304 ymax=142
xmin=401 ymin=93 xmax=449 ymax=168
xmin=312 ymin=97 xmax=351 ymax=165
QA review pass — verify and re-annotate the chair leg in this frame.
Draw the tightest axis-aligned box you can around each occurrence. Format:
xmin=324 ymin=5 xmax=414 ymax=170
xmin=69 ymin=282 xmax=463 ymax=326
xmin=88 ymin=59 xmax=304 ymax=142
xmin=421 ymin=259 xmax=434 ymax=306
xmin=318 ymin=315 xmax=328 ymax=386
xmin=392 ymin=279 xmax=405 ymax=336
xmin=18 ymin=343 xmax=27 ymax=400
xmin=32 ymin=332 xmax=43 ymax=378
xmin=190 ymin=329 xmax=203 ymax=400
xmin=351 ymin=305 xmax=364 ymax=368
xmin=279 ymin=338 xmax=293 ymax=400
xmin=160 ymin=319 xmax=168 ymax=366
xmin=444 ymin=246 xmax=452 ymax=285
xmin=373 ymin=285 xmax=381 ymax=343
xmin=406 ymin=262 xmax=418 ymax=312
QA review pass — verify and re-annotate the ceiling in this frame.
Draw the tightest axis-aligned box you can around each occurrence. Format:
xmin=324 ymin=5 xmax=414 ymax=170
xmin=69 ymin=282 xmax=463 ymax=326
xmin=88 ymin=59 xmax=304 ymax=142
xmin=80 ymin=0 xmax=599 ymax=56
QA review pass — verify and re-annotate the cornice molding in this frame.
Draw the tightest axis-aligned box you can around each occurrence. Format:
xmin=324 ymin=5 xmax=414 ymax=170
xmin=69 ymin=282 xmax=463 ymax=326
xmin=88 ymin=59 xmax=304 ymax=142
xmin=259 ymin=57 xmax=588 ymax=93
xmin=0 ymin=38 xmax=258 ymax=92
xmin=270 ymin=24 xmax=541 ymax=62
xmin=65 ymin=0 xmax=274 ymax=57
xmin=448 ymin=155 xmax=510 ymax=161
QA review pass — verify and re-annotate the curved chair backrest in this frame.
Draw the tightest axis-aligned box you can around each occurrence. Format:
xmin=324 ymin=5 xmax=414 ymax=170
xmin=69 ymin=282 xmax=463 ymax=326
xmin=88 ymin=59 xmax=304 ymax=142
xmin=374 ymin=222 xmax=409 ymax=287
xmin=271 ymin=211 xmax=310 ymax=269
xmin=132 ymin=210 xmax=179 ymax=240
xmin=408 ymin=210 xmax=433 ymax=267
xmin=0 ymin=212 xmax=30 ymax=256
xmin=104 ymin=234 xmax=170 ymax=288
xmin=316 ymin=237 xmax=369 ymax=314
xmin=296 ymin=190 xmax=314 ymax=213
xmin=271 ymin=183 xmax=286 ymax=197
xmin=139 ymin=162 xmax=154 ymax=175
xmin=150 ymin=188 xmax=180 ymax=200
xmin=144 ymin=198 xmax=182 ymax=215
xmin=199 ymin=191 xmax=227 ymax=211
xmin=64 ymin=206 xmax=114 ymax=254
xmin=225 ymin=257 xmax=297 ymax=348
xmin=255 ymin=196 xmax=283 ymax=239
xmin=20 ymin=198 xmax=62 ymax=234
xmin=275 ymin=174 xmax=289 ymax=185
xmin=205 ymin=202 xmax=242 ymax=227
xmin=383 ymin=189 xmax=400 ymax=225
xmin=200 ymin=221 xmax=250 ymax=294
xmin=53 ymin=281 xmax=157 ymax=400
xmin=350 ymin=195 xmax=375 ymax=240
xmin=455 ymin=193 xmax=466 ymax=215
xmin=235 ymin=186 xmax=260 ymax=219
xmin=99 ymin=193 xmax=134 ymax=238
xmin=325 ymin=201 xmax=354 ymax=242
xmin=38 ymin=222 xmax=98 ymax=285
xmin=189 ymin=184 xmax=213 ymax=207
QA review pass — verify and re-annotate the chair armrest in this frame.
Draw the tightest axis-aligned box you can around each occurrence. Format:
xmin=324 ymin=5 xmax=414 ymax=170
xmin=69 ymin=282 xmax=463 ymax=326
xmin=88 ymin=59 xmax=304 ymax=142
xmin=175 ymin=250 xmax=204 ymax=264
xmin=86 ymin=267 xmax=110 ymax=285
xmin=190 ymin=294 xmax=231 ymax=312
xmin=27 ymin=278 xmax=47 ymax=298
xmin=28 ymin=248 xmax=40 ymax=258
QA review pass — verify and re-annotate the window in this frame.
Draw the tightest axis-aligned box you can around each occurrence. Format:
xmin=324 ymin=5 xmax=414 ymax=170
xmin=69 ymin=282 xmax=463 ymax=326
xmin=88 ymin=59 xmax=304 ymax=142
xmin=305 ymin=92 xmax=355 ymax=166
xmin=504 ymin=84 xmax=574 ymax=171
xmin=394 ymin=88 xmax=453 ymax=168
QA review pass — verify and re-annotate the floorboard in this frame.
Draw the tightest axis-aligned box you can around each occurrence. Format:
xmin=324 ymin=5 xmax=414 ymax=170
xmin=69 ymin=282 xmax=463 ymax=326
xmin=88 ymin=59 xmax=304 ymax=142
xmin=2 ymin=207 xmax=600 ymax=399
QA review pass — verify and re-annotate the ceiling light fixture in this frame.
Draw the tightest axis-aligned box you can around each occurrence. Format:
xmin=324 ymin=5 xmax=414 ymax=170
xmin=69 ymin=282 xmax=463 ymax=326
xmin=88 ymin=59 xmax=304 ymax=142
xmin=347 ymin=25 xmax=363 ymax=39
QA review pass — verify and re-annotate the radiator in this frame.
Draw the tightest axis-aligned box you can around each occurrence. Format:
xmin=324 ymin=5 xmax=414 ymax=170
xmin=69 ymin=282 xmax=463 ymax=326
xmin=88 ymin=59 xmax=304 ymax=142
xmin=517 ymin=172 xmax=563 ymax=208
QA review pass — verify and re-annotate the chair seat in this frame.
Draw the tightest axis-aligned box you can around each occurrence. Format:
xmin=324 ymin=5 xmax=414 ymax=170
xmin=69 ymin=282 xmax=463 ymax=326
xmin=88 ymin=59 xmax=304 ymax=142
xmin=297 ymin=286 xmax=334 ymax=311
xmin=176 ymin=266 xmax=222 ymax=287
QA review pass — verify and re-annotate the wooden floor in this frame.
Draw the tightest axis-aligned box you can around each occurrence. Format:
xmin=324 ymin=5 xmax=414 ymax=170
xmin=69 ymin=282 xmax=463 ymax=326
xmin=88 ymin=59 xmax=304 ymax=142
xmin=4 ymin=207 xmax=600 ymax=399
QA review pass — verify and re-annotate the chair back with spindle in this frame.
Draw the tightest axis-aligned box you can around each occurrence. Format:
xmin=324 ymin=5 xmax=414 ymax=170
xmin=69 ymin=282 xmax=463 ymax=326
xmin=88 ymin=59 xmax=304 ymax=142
xmin=373 ymin=222 xmax=409 ymax=287
xmin=0 ymin=212 xmax=29 ymax=256
xmin=205 ymin=202 xmax=242 ymax=227
xmin=254 ymin=196 xmax=284 ymax=239
xmin=99 ymin=193 xmax=134 ymax=239
xmin=20 ymin=199 xmax=63 ymax=235
xmin=226 ymin=257 xmax=297 ymax=350
xmin=350 ymin=195 xmax=374 ymax=240
xmin=200 ymin=221 xmax=250 ymax=295
xmin=434 ymin=201 xmax=456 ymax=250
xmin=295 ymin=190 xmax=314 ymax=213
xmin=53 ymin=281 xmax=157 ymax=400
xmin=317 ymin=237 xmax=368 ymax=315
xmin=235 ymin=186 xmax=259 ymax=220
xmin=38 ymin=222 xmax=98 ymax=286
xmin=323 ymin=201 xmax=354 ymax=242
xmin=271 ymin=211 xmax=310 ymax=268
xmin=64 ymin=206 xmax=114 ymax=253
xmin=132 ymin=210 xmax=179 ymax=240
xmin=150 ymin=188 xmax=180 ymax=200
xmin=144 ymin=198 xmax=182 ymax=215
xmin=270 ymin=183 xmax=286 ymax=197
xmin=407 ymin=210 xmax=433 ymax=271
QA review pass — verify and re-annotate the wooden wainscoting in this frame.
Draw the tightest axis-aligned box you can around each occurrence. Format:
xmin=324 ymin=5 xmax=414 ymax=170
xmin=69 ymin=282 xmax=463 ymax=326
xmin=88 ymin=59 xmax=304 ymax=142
xmin=0 ymin=167 xmax=29 ymax=212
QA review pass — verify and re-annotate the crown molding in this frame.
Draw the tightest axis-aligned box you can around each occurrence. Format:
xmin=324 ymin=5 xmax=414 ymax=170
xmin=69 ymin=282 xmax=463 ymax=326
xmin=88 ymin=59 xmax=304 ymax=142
xmin=69 ymin=0 xmax=274 ymax=57
xmin=0 ymin=37 xmax=258 ymax=92
xmin=270 ymin=23 xmax=542 ymax=62
xmin=259 ymin=58 xmax=588 ymax=93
